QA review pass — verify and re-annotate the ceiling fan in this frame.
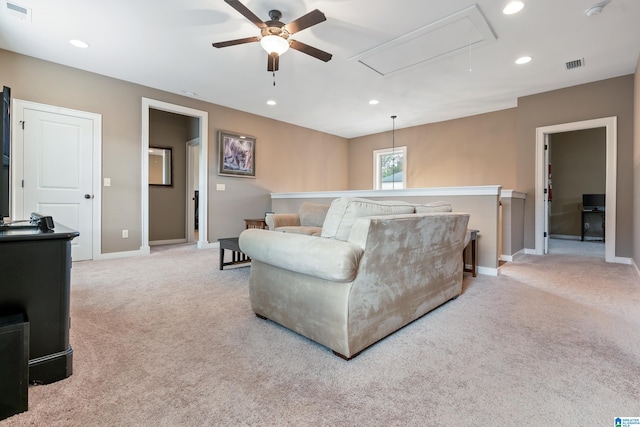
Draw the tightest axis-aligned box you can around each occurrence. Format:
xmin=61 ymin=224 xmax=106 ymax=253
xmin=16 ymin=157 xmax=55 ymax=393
xmin=212 ymin=0 xmax=333 ymax=73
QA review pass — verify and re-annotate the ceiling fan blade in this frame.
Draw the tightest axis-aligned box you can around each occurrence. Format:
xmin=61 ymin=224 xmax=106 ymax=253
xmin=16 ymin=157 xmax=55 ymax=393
xmin=224 ymin=0 xmax=266 ymax=29
xmin=212 ymin=36 xmax=260 ymax=48
xmin=289 ymin=40 xmax=332 ymax=62
xmin=267 ymin=53 xmax=279 ymax=72
xmin=284 ymin=9 xmax=326 ymax=34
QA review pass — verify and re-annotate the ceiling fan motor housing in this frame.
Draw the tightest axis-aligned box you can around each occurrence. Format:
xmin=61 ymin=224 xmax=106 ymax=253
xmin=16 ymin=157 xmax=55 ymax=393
xmin=262 ymin=10 xmax=289 ymax=40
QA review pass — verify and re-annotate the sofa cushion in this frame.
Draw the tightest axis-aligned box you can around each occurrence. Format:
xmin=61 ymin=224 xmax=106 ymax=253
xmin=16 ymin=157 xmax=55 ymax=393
xmin=321 ymin=197 xmax=415 ymax=241
xmin=274 ymin=225 xmax=322 ymax=236
xmin=415 ymin=201 xmax=452 ymax=213
xmin=239 ymin=228 xmax=363 ymax=282
xmin=265 ymin=213 xmax=299 ymax=230
xmin=298 ymin=202 xmax=330 ymax=227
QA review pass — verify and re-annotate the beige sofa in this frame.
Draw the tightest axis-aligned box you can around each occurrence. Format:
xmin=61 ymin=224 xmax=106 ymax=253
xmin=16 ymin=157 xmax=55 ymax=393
xmin=265 ymin=202 xmax=330 ymax=236
xmin=239 ymin=197 xmax=469 ymax=359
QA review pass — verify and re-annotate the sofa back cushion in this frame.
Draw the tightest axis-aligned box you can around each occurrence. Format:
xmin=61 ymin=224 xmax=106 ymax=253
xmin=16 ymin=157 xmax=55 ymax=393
xmin=298 ymin=202 xmax=330 ymax=227
xmin=415 ymin=201 xmax=452 ymax=213
xmin=321 ymin=197 xmax=415 ymax=241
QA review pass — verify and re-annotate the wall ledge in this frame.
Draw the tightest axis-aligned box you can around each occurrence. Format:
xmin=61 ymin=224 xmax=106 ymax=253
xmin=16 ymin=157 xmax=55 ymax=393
xmin=501 ymin=189 xmax=526 ymax=199
xmin=271 ymin=185 xmax=502 ymax=199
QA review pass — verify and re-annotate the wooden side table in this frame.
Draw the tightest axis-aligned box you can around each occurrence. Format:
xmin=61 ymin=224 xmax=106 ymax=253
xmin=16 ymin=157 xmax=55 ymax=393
xmin=463 ymin=229 xmax=479 ymax=277
xmin=244 ymin=218 xmax=267 ymax=229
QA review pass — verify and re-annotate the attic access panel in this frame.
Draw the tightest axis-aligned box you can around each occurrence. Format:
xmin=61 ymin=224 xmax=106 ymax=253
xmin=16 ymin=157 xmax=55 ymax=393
xmin=350 ymin=4 xmax=496 ymax=76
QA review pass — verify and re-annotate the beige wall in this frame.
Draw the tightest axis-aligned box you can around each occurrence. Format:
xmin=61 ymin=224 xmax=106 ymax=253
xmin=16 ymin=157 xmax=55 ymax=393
xmin=348 ymin=108 xmax=517 ymax=190
xmin=348 ymin=76 xmax=633 ymax=259
xmin=517 ymin=75 xmax=634 ymax=257
xmin=1 ymin=48 xmax=637 ymax=263
xmin=0 ymin=49 xmax=348 ymax=254
xmin=548 ymin=128 xmax=606 ymax=237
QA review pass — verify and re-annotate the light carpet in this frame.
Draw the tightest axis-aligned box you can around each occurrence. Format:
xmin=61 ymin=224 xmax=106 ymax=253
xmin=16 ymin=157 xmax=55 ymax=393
xmin=2 ymin=243 xmax=640 ymax=426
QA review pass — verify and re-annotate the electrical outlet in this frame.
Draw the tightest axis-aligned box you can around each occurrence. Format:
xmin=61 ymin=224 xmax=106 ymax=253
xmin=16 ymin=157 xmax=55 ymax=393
xmin=122 ymin=229 xmax=128 ymax=238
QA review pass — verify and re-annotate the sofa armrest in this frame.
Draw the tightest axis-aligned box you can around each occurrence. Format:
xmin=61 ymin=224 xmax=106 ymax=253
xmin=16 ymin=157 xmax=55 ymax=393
xmin=265 ymin=213 xmax=300 ymax=230
xmin=239 ymin=229 xmax=364 ymax=282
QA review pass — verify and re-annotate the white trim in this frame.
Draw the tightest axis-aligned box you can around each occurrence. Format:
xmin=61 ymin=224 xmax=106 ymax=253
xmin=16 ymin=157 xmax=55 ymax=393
xmin=271 ymin=185 xmax=502 ymax=199
xmin=477 ymin=266 xmax=499 ymax=276
xmin=500 ymin=189 xmax=526 ymax=199
xmin=95 ymin=249 xmax=148 ymax=260
xmin=141 ymin=98 xmax=209 ymax=252
xmin=612 ymin=256 xmax=632 ymax=265
xmin=186 ymin=139 xmax=199 ymax=244
xmin=11 ymin=99 xmax=102 ymax=260
xmin=500 ymin=249 xmax=525 ymax=262
xmin=631 ymin=259 xmax=640 ymax=280
xmin=149 ymin=238 xmax=187 ymax=246
xmin=549 ymin=234 xmax=581 ymax=241
xmin=534 ymin=117 xmax=617 ymax=263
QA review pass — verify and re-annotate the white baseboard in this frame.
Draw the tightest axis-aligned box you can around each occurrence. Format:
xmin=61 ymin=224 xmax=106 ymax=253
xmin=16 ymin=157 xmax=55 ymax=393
xmin=150 ymin=238 xmax=187 ymax=246
xmin=500 ymin=249 xmax=525 ymax=262
xmin=632 ymin=259 xmax=640 ymax=281
xmin=94 ymin=248 xmax=148 ymax=260
xmin=198 ymin=240 xmax=217 ymax=249
xmin=477 ymin=266 xmax=499 ymax=276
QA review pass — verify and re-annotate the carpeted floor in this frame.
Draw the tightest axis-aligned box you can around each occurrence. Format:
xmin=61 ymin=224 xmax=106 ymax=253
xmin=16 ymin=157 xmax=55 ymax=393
xmin=2 ymin=243 xmax=639 ymax=426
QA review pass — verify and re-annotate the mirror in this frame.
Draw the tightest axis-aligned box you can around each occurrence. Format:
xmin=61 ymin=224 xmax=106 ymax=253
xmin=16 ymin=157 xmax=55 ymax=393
xmin=149 ymin=146 xmax=172 ymax=186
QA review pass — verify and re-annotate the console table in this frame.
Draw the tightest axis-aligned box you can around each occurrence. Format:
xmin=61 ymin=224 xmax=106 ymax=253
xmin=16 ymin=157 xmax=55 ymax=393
xmin=218 ymin=237 xmax=251 ymax=270
xmin=0 ymin=223 xmax=78 ymax=384
xmin=244 ymin=218 xmax=267 ymax=229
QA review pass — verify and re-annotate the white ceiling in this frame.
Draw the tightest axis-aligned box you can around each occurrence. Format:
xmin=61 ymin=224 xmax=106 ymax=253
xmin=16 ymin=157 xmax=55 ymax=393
xmin=1 ymin=0 xmax=639 ymax=138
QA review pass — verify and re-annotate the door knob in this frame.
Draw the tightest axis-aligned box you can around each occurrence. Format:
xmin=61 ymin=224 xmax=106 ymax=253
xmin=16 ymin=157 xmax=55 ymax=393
xmin=84 ymin=194 xmax=93 ymax=199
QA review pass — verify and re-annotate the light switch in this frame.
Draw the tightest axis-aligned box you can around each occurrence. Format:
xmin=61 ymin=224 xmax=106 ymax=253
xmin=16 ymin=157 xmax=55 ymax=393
xmin=216 ymin=184 xmax=225 ymax=191
xmin=104 ymin=178 xmax=111 ymax=187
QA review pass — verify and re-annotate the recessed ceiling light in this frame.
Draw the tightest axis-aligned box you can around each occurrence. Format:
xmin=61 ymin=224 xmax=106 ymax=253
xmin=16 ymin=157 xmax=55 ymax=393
xmin=369 ymin=100 xmax=379 ymax=105
xmin=69 ymin=39 xmax=89 ymax=49
xmin=515 ymin=56 xmax=532 ymax=65
xmin=266 ymin=100 xmax=277 ymax=106
xmin=503 ymin=1 xmax=524 ymax=15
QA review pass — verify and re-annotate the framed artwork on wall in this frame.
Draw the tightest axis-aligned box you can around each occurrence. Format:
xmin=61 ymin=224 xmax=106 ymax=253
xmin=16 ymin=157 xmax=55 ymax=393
xmin=218 ymin=130 xmax=256 ymax=178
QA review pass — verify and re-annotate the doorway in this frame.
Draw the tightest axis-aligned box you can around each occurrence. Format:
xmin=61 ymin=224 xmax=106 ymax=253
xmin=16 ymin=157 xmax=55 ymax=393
xmin=12 ymin=100 xmax=102 ymax=261
xmin=141 ymin=98 xmax=209 ymax=253
xmin=534 ymin=116 xmax=617 ymax=262
xmin=547 ymin=128 xmax=606 ymax=256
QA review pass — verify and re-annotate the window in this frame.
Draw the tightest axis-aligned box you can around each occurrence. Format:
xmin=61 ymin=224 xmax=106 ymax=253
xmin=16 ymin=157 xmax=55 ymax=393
xmin=373 ymin=146 xmax=406 ymax=189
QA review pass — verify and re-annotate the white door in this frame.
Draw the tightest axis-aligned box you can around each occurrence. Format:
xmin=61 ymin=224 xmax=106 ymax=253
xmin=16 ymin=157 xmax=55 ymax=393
xmin=23 ymin=108 xmax=94 ymax=260
xmin=543 ymin=134 xmax=550 ymax=254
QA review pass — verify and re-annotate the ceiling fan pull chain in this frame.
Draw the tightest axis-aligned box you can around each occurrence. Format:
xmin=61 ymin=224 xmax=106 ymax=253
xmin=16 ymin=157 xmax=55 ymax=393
xmin=273 ymin=71 xmax=276 ymax=86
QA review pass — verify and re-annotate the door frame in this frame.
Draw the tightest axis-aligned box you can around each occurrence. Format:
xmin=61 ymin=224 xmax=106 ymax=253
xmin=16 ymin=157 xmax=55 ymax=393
xmin=11 ymin=99 xmax=102 ymax=259
xmin=186 ymin=139 xmax=199 ymax=243
xmin=534 ymin=116 xmax=616 ymax=262
xmin=141 ymin=98 xmax=209 ymax=252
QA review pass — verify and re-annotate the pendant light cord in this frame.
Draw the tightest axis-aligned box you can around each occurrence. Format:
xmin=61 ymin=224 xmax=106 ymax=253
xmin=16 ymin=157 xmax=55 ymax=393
xmin=391 ymin=115 xmax=397 ymax=188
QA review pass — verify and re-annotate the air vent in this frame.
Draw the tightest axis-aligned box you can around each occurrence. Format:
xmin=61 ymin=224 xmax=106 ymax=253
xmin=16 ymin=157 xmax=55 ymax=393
xmin=6 ymin=1 xmax=31 ymax=21
xmin=565 ymin=58 xmax=585 ymax=70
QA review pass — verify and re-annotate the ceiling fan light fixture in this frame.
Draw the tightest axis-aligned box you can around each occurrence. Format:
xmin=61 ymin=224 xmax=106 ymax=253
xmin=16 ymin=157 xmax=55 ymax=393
xmin=261 ymin=35 xmax=289 ymax=56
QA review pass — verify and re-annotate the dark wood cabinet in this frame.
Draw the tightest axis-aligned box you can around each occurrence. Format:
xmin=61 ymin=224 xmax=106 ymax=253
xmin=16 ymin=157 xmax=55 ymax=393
xmin=0 ymin=223 xmax=78 ymax=384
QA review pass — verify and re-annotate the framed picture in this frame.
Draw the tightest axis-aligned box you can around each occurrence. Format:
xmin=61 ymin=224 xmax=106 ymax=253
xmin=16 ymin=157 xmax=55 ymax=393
xmin=218 ymin=130 xmax=256 ymax=178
